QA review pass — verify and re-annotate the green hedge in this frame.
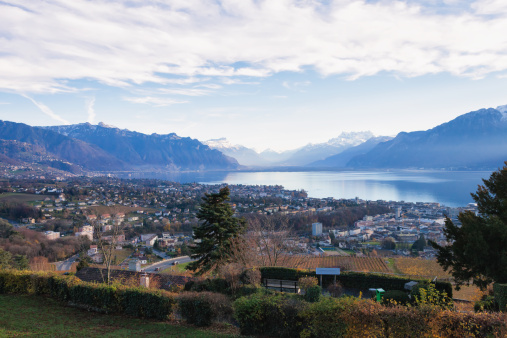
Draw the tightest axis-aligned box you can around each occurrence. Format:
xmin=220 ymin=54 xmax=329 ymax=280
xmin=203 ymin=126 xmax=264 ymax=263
xmin=259 ymin=267 xmax=453 ymax=298
xmin=234 ymin=293 xmax=507 ymax=337
xmin=177 ymin=291 xmax=233 ymax=327
xmin=233 ymin=292 xmax=308 ymax=337
xmin=494 ymin=283 xmax=507 ymax=312
xmin=0 ymin=270 xmax=176 ymax=320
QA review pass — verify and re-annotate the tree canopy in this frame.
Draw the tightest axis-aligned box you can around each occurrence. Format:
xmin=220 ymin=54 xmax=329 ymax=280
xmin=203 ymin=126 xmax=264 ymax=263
xmin=431 ymin=162 xmax=507 ymax=289
xmin=188 ymin=186 xmax=246 ymax=275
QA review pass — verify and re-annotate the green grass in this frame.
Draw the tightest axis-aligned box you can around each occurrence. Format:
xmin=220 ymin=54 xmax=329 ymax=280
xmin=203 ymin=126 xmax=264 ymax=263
xmin=387 ymin=258 xmax=402 ymax=274
xmin=161 ymin=262 xmax=190 ymax=274
xmin=363 ymin=241 xmax=381 ymax=246
xmin=0 ymin=294 xmax=237 ymax=337
xmin=0 ymin=193 xmax=47 ymax=203
xmin=112 ymin=248 xmax=133 ymax=264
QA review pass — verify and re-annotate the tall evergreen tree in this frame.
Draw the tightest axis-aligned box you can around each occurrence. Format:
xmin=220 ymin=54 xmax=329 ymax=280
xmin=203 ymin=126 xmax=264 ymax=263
xmin=431 ymin=162 xmax=507 ymax=289
xmin=188 ymin=186 xmax=246 ymax=275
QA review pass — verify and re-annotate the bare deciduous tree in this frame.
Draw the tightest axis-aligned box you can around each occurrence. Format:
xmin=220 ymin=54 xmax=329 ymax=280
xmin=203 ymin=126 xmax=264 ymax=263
xmin=231 ymin=214 xmax=309 ymax=269
xmin=89 ymin=209 xmax=125 ymax=285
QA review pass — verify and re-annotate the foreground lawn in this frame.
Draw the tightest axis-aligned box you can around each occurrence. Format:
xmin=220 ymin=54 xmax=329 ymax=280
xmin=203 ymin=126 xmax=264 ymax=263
xmin=0 ymin=294 xmax=237 ymax=337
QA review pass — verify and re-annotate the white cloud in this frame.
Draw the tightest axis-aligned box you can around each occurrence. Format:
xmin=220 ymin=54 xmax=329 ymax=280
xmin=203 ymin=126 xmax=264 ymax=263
xmin=123 ymin=96 xmax=188 ymax=107
xmin=1 ymin=0 xmax=507 ymax=94
xmin=86 ymin=97 xmax=96 ymax=123
xmin=21 ymin=94 xmax=69 ymax=124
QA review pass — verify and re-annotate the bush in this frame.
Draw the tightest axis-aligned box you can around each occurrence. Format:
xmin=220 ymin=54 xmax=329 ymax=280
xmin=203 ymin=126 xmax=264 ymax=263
xmin=177 ymin=291 xmax=232 ymax=327
xmin=411 ymin=282 xmax=453 ymax=310
xmin=259 ymin=266 xmax=453 ymax=297
xmin=494 ymin=283 xmax=507 ymax=312
xmin=327 ymin=282 xmax=343 ymax=298
xmin=475 ymin=295 xmax=499 ymax=313
xmin=382 ymin=290 xmax=410 ymax=306
xmin=0 ymin=270 xmax=176 ymax=320
xmin=234 ymin=292 xmax=307 ymax=337
xmin=304 ymin=285 xmax=322 ymax=303
xmin=188 ymin=278 xmax=230 ymax=294
xmin=299 ymin=276 xmax=318 ymax=292
xmin=239 ymin=268 xmax=261 ymax=286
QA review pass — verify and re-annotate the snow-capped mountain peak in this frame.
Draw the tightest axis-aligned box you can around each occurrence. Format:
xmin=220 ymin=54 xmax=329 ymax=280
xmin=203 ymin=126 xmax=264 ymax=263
xmin=204 ymin=138 xmax=242 ymax=151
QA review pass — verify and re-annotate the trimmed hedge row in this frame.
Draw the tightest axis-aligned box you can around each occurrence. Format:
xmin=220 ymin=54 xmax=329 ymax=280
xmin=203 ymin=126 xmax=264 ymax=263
xmin=494 ymin=283 xmax=507 ymax=312
xmin=234 ymin=293 xmax=507 ymax=337
xmin=259 ymin=267 xmax=453 ymax=298
xmin=0 ymin=270 xmax=176 ymax=320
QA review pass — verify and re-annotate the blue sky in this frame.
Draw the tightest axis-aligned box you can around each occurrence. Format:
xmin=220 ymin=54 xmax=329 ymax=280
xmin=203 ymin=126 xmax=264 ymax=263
xmin=0 ymin=0 xmax=507 ymax=151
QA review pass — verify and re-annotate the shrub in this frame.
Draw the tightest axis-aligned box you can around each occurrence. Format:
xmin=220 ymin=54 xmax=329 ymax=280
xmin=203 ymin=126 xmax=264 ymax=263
xmin=239 ymin=268 xmax=261 ymax=286
xmin=474 ymin=295 xmax=499 ymax=313
xmin=494 ymin=283 xmax=507 ymax=312
xmin=300 ymin=296 xmax=382 ymax=338
xmin=411 ymin=282 xmax=453 ymax=309
xmin=327 ymin=282 xmax=343 ymax=298
xmin=304 ymin=285 xmax=322 ymax=303
xmin=189 ymin=278 xmax=230 ymax=294
xmin=299 ymin=276 xmax=318 ymax=292
xmin=259 ymin=267 xmax=453 ymax=297
xmin=234 ymin=292 xmax=307 ymax=337
xmin=381 ymin=290 xmax=410 ymax=306
xmin=0 ymin=270 xmax=176 ymax=320
xmin=177 ymin=291 xmax=232 ymax=327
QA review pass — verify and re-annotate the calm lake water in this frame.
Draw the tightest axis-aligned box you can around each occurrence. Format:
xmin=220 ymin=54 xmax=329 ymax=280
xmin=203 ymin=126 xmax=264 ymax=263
xmin=124 ymin=170 xmax=494 ymax=207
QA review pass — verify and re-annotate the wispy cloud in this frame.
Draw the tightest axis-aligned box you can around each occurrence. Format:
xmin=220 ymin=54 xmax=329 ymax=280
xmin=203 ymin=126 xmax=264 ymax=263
xmin=21 ymin=94 xmax=69 ymax=124
xmin=1 ymin=0 xmax=507 ymax=94
xmin=282 ymin=81 xmax=311 ymax=91
xmin=86 ymin=97 xmax=96 ymax=123
xmin=123 ymin=96 xmax=188 ymax=107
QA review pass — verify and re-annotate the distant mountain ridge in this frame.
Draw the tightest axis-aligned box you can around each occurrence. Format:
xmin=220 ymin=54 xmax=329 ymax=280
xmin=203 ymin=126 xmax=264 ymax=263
xmin=0 ymin=120 xmax=125 ymax=171
xmin=279 ymin=131 xmax=375 ymax=166
xmin=347 ymin=106 xmax=507 ymax=169
xmin=44 ymin=123 xmax=239 ymax=171
xmin=205 ymin=131 xmax=375 ymax=167
xmin=0 ymin=120 xmax=238 ymax=173
xmin=308 ymin=136 xmax=393 ymax=168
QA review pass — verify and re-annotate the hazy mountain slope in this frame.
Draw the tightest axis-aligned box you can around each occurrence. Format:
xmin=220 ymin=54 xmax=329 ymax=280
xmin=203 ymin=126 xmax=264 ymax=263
xmin=348 ymin=106 xmax=507 ymax=169
xmin=45 ymin=123 xmax=238 ymax=170
xmin=308 ymin=136 xmax=393 ymax=167
xmin=204 ymin=138 xmax=268 ymax=166
xmin=279 ymin=131 xmax=375 ymax=166
xmin=0 ymin=120 xmax=125 ymax=171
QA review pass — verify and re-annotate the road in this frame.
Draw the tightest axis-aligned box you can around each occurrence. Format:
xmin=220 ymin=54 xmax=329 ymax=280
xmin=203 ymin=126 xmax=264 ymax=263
xmin=143 ymin=255 xmax=194 ymax=273
xmin=56 ymin=254 xmax=79 ymax=271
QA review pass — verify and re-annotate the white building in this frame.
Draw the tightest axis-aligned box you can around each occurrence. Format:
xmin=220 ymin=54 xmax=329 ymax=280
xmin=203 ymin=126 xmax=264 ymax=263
xmin=44 ymin=231 xmax=60 ymax=240
xmin=312 ymin=222 xmax=323 ymax=236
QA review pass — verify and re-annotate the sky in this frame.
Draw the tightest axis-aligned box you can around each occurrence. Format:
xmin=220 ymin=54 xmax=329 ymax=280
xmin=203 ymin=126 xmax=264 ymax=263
xmin=0 ymin=0 xmax=507 ymax=152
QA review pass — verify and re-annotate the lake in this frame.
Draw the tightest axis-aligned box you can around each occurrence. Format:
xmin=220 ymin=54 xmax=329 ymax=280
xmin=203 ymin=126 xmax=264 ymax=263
xmin=123 ymin=170 xmax=494 ymax=207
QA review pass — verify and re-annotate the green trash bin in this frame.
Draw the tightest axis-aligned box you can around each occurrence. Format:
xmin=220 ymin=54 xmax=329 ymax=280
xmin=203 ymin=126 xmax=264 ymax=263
xmin=376 ymin=288 xmax=385 ymax=302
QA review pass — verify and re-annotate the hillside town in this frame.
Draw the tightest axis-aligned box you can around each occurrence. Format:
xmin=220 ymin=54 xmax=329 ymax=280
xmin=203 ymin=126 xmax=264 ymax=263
xmin=0 ymin=176 xmax=479 ymax=266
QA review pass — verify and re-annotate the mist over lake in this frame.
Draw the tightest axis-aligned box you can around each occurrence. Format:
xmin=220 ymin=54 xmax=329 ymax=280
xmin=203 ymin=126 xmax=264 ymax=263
xmin=123 ymin=170 xmax=494 ymax=207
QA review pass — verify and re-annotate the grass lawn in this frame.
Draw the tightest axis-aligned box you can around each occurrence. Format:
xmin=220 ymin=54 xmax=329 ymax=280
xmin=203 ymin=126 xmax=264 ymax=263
xmin=0 ymin=193 xmax=47 ymax=203
xmin=161 ymin=262 xmax=191 ymax=274
xmin=0 ymin=294 xmax=238 ymax=337
xmin=112 ymin=248 xmax=133 ymax=264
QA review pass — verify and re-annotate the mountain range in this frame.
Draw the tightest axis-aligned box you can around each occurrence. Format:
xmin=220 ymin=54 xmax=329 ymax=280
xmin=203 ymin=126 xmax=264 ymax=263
xmin=1 ymin=104 xmax=506 ymax=174
xmin=205 ymin=131 xmax=375 ymax=166
xmin=346 ymin=106 xmax=507 ymax=170
xmin=0 ymin=121 xmax=238 ymax=173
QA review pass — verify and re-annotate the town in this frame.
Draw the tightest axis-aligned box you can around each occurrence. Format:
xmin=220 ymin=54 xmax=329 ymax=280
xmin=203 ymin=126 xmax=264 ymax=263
xmin=0 ymin=174 xmax=479 ymax=270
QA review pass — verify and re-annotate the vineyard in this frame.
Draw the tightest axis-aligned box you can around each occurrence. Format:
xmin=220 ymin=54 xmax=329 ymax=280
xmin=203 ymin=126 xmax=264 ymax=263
xmin=291 ymin=256 xmax=391 ymax=273
xmin=394 ymin=257 xmax=452 ymax=279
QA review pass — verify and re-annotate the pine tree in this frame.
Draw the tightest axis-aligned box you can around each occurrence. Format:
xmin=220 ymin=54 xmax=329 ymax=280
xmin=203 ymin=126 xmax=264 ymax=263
xmin=188 ymin=186 xmax=246 ymax=275
xmin=431 ymin=162 xmax=507 ymax=289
